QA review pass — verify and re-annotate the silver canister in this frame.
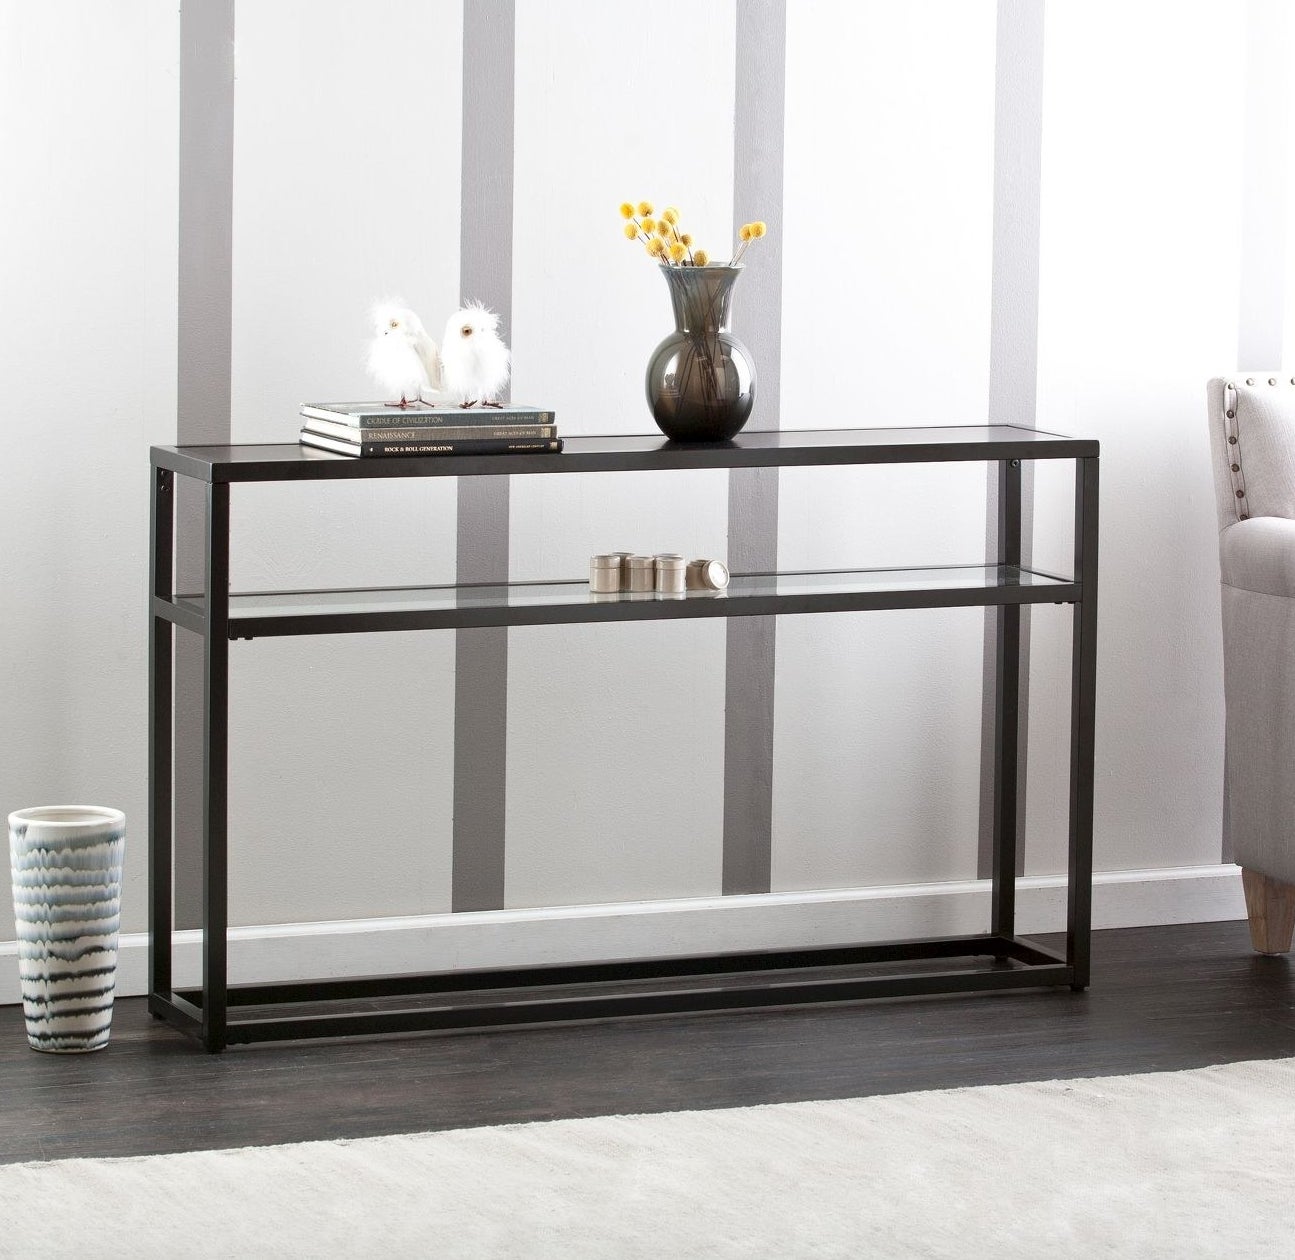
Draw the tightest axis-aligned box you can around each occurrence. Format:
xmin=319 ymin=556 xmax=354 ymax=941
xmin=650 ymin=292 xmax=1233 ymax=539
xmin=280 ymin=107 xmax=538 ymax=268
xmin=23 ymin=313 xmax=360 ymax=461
xmin=626 ymin=555 xmax=656 ymax=593
xmin=610 ymin=552 xmax=634 ymax=590
xmin=654 ymin=554 xmax=686 ymax=596
xmin=589 ymin=554 xmax=624 ymax=594
xmin=686 ymin=559 xmax=731 ymax=591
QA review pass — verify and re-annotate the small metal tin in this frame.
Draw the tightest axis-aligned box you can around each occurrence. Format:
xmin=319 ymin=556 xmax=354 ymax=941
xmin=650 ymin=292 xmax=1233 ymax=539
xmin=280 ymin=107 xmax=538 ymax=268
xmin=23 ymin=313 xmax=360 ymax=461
xmin=626 ymin=555 xmax=656 ymax=593
xmin=687 ymin=559 xmax=730 ymax=591
xmin=654 ymin=554 xmax=686 ymax=594
xmin=702 ymin=560 xmax=730 ymax=590
xmin=609 ymin=552 xmax=634 ymax=590
xmin=589 ymin=554 xmax=624 ymax=594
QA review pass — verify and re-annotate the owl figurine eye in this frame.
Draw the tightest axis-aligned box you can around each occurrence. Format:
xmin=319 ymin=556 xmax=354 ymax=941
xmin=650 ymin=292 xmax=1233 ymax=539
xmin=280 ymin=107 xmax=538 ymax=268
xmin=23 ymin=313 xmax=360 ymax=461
xmin=388 ymin=318 xmax=400 ymax=329
xmin=461 ymin=325 xmax=474 ymax=337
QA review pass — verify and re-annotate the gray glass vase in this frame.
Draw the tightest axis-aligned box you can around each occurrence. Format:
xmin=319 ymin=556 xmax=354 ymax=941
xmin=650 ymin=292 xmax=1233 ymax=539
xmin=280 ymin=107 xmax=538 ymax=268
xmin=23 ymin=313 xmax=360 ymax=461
xmin=646 ymin=264 xmax=756 ymax=442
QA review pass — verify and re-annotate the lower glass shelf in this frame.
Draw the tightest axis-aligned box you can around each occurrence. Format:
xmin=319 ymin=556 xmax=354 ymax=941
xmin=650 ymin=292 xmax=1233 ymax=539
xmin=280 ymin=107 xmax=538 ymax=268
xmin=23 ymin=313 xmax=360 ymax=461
xmin=165 ymin=564 xmax=1077 ymax=638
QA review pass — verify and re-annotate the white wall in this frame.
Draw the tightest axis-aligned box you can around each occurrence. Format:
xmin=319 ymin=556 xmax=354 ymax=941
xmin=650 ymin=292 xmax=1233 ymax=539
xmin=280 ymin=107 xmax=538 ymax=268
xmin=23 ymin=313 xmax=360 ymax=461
xmin=1029 ymin=0 xmax=1247 ymax=877
xmin=225 ymin=0 xmax=463 ymax=924
xmin=2 ymin=1 xmax=1289 ymax=970
xmin=774 ymin=0 xmax=997 ymax=895
xmin=0 ymin=2 xmax=179 ymax=939
xmin=506 ymin=0 xmax=735 ymax=908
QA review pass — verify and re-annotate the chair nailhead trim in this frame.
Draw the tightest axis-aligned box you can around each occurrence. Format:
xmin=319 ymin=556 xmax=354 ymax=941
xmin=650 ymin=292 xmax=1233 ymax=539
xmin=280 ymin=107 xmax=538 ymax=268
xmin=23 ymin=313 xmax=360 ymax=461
xmin=1224 ymin=380 xmax=1248 ymax=521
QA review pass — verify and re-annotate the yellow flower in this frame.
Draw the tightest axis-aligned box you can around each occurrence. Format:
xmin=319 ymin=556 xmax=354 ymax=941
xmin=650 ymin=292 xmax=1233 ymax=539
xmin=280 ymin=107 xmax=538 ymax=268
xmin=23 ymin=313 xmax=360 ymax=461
xmin=657 ymin=221 xmax=673 ymax=238
xmin=739 ymin=224 xmax=753 ymax=241
xmin=679 ymin=233 xmax=693 ymax=247
xmin=669 ymin=241 xmax=686 ymax=262
xmin=624 ymin=222 xmax=640 ymax=240
xmin=637 ymin=201 xmax=653 ymax=216
xmin=646 ymin=237 xmax=667 ymax=257
xmin=641 ymin=217 xmax=656 ymax=234
xmin=662 ymin=207 xmax=680 ymax=225
xmin=751 ymin=221 xmax=767 ymax=238
xmin=619 ymin=202 xmax=635 ymax=219
xmin=693 ymin=248 xmax=709 ymax=266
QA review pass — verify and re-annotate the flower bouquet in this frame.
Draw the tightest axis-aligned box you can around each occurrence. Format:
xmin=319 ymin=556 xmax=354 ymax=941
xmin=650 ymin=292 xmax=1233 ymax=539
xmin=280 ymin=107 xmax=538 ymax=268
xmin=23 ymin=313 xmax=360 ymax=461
xmin=618 ymin=201 xmax=768 ymax=442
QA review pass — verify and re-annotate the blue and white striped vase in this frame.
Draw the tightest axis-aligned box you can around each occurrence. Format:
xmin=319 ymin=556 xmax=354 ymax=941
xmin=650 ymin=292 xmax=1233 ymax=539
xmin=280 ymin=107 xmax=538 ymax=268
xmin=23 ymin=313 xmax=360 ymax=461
xmin=8 ymin=806 xmax=125 ymax=1053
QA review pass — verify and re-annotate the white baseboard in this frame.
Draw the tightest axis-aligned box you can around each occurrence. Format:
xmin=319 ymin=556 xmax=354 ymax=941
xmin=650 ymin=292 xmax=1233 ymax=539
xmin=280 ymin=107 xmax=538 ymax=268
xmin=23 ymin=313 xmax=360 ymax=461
xmin=0 ymin=864 xmax=1247 ymax=1006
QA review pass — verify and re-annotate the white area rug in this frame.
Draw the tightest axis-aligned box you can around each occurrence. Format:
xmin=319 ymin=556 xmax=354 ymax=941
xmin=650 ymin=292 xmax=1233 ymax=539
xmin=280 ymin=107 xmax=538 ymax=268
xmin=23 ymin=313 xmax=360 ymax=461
xmin=2 ymin=1057 xmax=1293 ymax=1259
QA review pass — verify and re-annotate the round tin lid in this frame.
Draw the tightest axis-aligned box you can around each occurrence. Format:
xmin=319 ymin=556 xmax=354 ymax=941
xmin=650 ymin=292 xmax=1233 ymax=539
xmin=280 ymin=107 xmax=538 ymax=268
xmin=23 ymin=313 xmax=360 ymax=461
xmin=700 ymin=560 xmax=729 ymax=589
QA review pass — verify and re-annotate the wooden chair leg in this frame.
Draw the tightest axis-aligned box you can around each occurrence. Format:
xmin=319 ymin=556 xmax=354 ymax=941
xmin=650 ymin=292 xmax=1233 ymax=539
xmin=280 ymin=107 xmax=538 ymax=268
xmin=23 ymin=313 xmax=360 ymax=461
xmin=1242 ymin=868 xmax=1295 ymax=955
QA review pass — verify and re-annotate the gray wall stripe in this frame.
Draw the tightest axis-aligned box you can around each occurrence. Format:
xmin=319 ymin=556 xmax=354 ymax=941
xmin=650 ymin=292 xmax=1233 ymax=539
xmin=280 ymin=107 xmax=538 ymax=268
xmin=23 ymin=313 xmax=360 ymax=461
xmin=1226 ymin=0 xmax=1290 ymax=863
xmin=452 ymin=0 xmax=515 ymax=913
xmin=177 ymin=0 xmax=235 ymax=453
xmin=174 ymin=0 xmax=235 ymax=928
xmin=978 ymin=0 xmax=1045 ymax=881
xmin=724 ymin=0 xmax=786 ymax=896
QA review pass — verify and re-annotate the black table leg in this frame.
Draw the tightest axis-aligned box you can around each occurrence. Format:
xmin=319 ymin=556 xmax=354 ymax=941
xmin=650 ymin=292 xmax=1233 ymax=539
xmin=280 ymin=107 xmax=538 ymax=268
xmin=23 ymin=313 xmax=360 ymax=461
xmin=201 ymin=482 xmax=231 ymax=1052
xmin=148 ymin=467 xmax=174 ymax=1012
xmin=1068 ymin=456 xmax=1099 ymax=989
xmin=991 ymin=459 xmax=1023 ymax=946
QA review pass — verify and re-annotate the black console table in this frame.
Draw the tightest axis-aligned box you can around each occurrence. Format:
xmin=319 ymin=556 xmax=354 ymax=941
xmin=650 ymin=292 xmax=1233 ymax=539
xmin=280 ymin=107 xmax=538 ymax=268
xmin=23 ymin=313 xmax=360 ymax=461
xmin=149 ymin=426 xmax=1098 ymax=1052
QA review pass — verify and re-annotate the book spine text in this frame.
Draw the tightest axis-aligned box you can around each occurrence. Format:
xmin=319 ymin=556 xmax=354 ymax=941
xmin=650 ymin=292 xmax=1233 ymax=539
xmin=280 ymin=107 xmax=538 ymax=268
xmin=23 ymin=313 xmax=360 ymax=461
xmin=358 ymin=438 xmax=564 ymax=457
xmin=306 ymin=421 xmax=557 ymax=442
xmin=301 ymin=407 xmax=555 ymax=428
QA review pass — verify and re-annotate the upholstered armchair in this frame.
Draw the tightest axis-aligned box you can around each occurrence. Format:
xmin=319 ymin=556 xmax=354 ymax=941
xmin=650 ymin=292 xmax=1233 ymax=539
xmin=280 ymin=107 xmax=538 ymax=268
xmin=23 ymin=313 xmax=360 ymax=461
xmin=1208 ymin=375 xmax=1295 ymax=953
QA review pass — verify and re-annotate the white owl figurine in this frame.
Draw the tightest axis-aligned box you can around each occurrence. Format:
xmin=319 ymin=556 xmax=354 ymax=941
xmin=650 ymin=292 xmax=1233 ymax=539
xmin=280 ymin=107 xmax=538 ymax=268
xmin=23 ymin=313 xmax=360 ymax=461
xmin=441 ymin=302 xmax=510 ymax=407
xmin=366 ymin=303 xmax=442 ymax=408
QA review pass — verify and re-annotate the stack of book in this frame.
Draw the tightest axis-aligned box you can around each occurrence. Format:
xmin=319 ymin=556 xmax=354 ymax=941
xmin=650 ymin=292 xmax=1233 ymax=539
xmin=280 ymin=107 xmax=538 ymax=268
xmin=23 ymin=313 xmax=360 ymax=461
xmin=299 ymin=402 xmax=562 ymax=458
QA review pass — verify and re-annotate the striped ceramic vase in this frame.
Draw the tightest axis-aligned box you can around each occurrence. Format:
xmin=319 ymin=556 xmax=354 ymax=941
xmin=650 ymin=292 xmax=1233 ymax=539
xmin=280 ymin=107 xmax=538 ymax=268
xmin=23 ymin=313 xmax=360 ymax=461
xmin=8 ymin=806 xmax=125 ymax=1053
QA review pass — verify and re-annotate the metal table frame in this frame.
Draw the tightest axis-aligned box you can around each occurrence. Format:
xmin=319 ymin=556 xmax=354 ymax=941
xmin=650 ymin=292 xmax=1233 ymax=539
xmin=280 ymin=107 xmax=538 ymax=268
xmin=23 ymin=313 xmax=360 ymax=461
xmin=148 ymin=426 xmax=1099 ymax=1052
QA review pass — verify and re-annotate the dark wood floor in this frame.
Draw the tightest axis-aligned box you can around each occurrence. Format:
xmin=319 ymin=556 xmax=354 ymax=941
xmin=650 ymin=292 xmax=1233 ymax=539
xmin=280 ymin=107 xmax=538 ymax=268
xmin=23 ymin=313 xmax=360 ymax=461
xmin=2 ymin=919 xmax=1292 ymax=1165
